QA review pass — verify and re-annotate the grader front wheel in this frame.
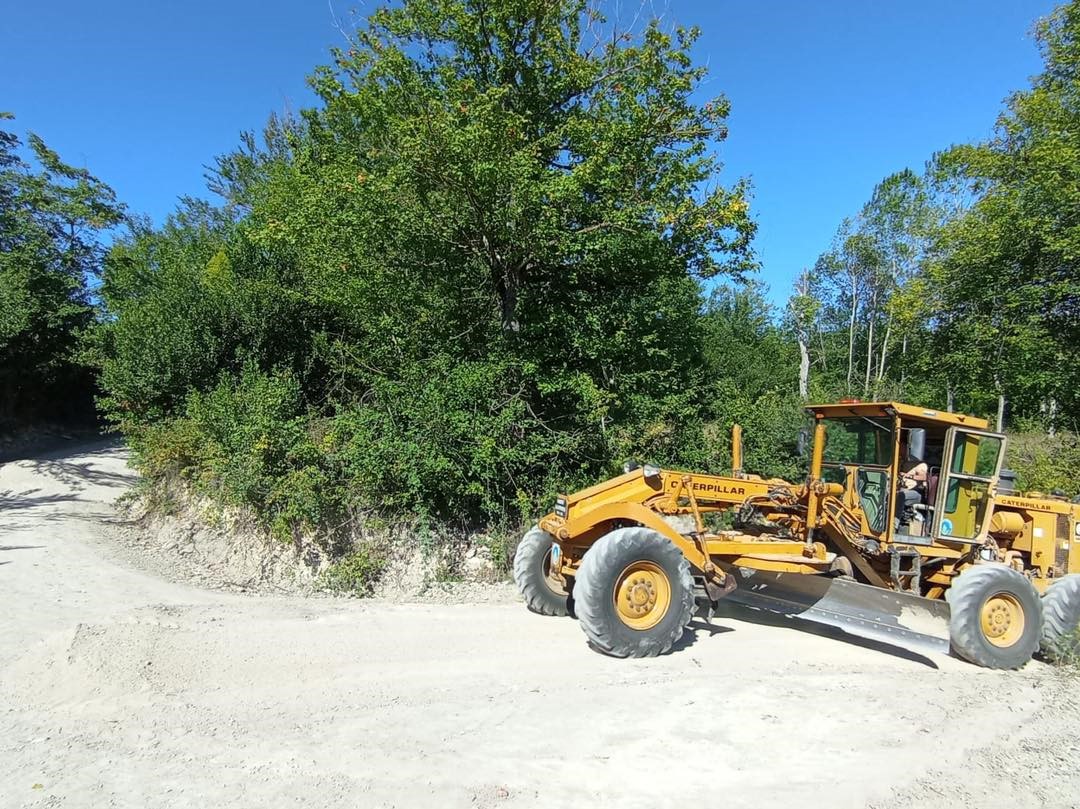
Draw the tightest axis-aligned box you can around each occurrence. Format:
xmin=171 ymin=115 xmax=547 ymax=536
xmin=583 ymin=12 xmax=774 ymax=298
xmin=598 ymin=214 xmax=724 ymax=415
xmin=574 ymin=527 xmax=694 ymax=658
xmin=948 ymin=564 xmax=1043 ymax=669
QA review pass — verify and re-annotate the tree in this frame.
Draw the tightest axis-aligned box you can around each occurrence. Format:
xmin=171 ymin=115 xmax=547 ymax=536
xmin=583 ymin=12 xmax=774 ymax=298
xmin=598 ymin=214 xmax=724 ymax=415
xmin=786 ymin=269 xmax=819 ymax=399
xmin=0 ymin=113 xmax=124 ymax=428
xmin=860 ymin=169 xmax=936 ymax=394
xmin=809 ymin=169 xmax=942 ymax=403
xmin=928 ymin=1 xmax=1080 ymax=427
xmin=814 ymin=220 xmax=880 ymax=395
xmin=99 ymin=0 xmax=758 ymax=530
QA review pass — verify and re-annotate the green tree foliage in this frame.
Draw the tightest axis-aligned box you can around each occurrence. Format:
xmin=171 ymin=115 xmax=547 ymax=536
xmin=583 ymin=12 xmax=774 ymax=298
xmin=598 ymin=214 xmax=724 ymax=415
xmin=784 ymin=1 xmax=1080 ymax=491
xmin=0 ymin=114 xmax=124 ymax=428
xmin=926 ymin=3 xmax=1080 ymax=425
xmin=694 ymin=283 xmax=804 ymax=479
xmin=1006 ymin=424 xmax=1080 ymax=493
xmin=94 ymin=0 xmax=1080 ymax=541
xmin=808 ymin=170 xmax=939 ymax=403
xmin=99 ymin=0 xmax=757 ymax=535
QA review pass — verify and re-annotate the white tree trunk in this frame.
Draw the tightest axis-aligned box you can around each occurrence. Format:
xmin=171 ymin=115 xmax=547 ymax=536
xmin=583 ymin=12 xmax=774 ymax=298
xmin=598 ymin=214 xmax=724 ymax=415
xmin=846 ymin=277 xmax=857 ymax=393
xmin=899 ymin=334 xmax=908 ymax=390
xmin=798 ymin=338 xmax=810 ymax=399
xmin=863 ymin=292 xmax=876 ymax=397
xmin=996 ymin=394 xmax=1006 ymax=431
xmin=876 ymin=317 xmax=892 ymax=386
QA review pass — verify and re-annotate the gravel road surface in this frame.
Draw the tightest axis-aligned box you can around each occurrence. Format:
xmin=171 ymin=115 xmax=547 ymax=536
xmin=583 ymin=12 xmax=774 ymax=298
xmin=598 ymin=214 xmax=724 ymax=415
xmin=2 ymin=441 xmax=1077 ymax=809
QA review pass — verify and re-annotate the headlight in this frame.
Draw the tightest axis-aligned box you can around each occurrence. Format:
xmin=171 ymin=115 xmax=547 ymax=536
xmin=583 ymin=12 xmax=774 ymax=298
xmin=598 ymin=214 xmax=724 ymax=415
xmin=554 ymin=496 xmax=568 ymax=518
xmin=642 ymin=463 xmax=661 ymax=481
xmin=623 ymin=460 xmax=641 ymax=474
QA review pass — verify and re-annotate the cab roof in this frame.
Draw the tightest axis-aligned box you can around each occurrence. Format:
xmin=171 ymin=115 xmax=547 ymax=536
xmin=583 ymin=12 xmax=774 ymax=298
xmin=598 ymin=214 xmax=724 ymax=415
xmin=806 ymin=401 xmax=990 ymax=430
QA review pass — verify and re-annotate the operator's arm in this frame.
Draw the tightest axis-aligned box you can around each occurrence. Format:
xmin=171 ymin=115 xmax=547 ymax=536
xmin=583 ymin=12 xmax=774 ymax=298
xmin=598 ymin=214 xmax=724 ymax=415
xmin=900 ymin=462 xmax=929 ymax=487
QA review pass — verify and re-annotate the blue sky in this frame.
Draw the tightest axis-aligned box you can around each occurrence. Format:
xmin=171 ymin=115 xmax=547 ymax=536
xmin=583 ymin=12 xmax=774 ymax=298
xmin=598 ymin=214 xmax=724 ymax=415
xmin=2 ymin=0 xmax=1057 ymax=304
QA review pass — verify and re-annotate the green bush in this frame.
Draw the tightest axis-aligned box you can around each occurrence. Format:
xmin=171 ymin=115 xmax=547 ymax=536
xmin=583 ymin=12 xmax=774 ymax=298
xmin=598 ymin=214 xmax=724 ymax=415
xmin=321 ymin=548 xmax=386 ymax=595
xmin=128 ymin=366 xmax=344 ymax=543
xmin=1005 ymin=426 xmax=1080 ymax=497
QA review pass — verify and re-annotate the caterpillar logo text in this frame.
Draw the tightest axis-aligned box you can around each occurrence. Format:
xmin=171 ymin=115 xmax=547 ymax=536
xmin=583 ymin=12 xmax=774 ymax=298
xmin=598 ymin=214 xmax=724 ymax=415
xmin=669 ymin=480 xmax=746 ymax=496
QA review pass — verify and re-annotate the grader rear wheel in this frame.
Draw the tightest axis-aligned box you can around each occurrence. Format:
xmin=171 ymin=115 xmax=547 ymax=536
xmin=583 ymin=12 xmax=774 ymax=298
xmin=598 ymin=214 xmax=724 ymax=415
xmin=513 ymin=526 xmax=570 ymax=616
xmin=948 ymin=564 xmax=1043 ymax=669
xmin=574 ymin=527 xmax=694 ymax=658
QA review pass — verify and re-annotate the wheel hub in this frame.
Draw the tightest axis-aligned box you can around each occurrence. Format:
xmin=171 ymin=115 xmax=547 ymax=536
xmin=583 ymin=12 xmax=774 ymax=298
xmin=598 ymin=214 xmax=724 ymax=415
xmin=980 ymin=592 xmax=1025 ymax=648
xmin=627 ymin=578 xmax=656 ymax=610
xmin=614 ymin=562 xmax=671 ymax=631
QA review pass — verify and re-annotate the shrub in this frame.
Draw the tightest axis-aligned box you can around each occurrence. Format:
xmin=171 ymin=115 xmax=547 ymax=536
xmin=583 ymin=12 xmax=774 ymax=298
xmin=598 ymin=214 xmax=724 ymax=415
xmin=321 ymin=547 xmax=386 ymax=595
xmin=1006 ymin=426 xmax=1080 ymax=497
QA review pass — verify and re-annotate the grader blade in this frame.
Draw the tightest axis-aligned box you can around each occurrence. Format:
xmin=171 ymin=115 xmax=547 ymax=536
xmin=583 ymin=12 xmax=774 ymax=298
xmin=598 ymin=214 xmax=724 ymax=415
xmin=721 ymin=566 xmax=953 ymax=656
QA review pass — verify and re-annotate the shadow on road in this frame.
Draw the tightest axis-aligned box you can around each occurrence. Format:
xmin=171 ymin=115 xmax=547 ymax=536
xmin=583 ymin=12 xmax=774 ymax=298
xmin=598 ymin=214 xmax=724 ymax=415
xmin=0 ymin=438 xmax=135 ymax=510
xmin=0 ymin=543 xmax=45 ymax=567
xmin=23 ymin=457 xmax=138 ymax=492
xmin=712 ymin=602 xmax=940 ymax=669
xmin=0 ymin=431 xmax=126 ymax=461
xmin=0 ymin=488 xmax=81 ymax=513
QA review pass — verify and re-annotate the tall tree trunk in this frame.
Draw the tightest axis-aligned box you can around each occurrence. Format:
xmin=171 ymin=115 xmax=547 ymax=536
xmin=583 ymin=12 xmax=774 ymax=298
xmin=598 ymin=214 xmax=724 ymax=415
xmin=946 ymin=387 xmax=954 ymax=412
xmin=798 ymin=338 xmax=810 ymax=399
xmin=846 ymin=277 xmax=857 ymax=393
xmin=876 ymin=316 xmax=892 ymax=387
xmin=996 ymin=394 xmax=1006 ymax=431
xmin=863 ymin=292 xmax=876 ymax=397
xmin=793 ymin=270 xmax=812 ymax=400
xmin=899 ymin=334 xmax=908 ymax=391
xmin=1040 ymin=398 xmax=1059 ymax=435
xmin=497 ymin=268 xmax=520 ymax=333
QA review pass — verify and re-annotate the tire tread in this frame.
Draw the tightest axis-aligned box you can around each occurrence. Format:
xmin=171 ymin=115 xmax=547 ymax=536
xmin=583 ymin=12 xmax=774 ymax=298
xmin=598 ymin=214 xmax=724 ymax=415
xmin=513 ymin=526 xmax=569 ymax=617
xmin=1040 ymin=574 xmax=1080 ymax=660
xmin=575 ymin=527 xmax=694 ymax=658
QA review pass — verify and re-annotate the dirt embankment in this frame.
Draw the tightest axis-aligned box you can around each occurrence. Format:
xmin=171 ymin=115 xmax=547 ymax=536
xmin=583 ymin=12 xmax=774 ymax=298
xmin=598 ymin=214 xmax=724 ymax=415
xmin=112 ymin=477 xmax=518 ymax=603
xmin=1 ymin=440 xmax=1078 ymax=809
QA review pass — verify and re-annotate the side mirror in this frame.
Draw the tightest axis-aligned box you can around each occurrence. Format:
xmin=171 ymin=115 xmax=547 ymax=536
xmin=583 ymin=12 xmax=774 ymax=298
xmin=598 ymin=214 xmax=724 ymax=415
xmin=906 ymin=428 xmax=926 ymax=462
xmin=796 ymin=428 xmax=810 ymax=458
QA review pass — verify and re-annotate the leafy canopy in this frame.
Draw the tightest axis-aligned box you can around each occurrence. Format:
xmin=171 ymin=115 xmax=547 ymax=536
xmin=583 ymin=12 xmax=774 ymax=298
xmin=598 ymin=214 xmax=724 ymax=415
xmin=0 ymin=113 xmax=124 ymax=427
xmin=99 ymin=0 xmax=757 ymax=534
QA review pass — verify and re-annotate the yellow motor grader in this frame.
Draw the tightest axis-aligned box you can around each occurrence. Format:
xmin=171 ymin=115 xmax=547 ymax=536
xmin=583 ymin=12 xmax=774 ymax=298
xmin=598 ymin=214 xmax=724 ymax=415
xmin=513 ymin=400 xmax=1080 ymax=668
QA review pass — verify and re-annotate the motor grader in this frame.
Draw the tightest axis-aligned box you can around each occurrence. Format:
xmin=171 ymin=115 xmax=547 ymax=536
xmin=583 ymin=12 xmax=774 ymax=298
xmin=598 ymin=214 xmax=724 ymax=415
xmin=513 ymin=400 xmax=1080 ymax=668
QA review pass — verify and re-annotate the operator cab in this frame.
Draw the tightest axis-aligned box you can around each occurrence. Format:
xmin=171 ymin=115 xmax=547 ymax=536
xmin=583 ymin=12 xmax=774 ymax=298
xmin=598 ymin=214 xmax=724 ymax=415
xmin=807 ymin=401 xmax=1006 ymax=547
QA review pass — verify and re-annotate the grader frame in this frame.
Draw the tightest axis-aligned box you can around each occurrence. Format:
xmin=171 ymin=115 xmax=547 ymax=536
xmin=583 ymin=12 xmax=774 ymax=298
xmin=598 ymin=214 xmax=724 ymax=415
xmin=519 ymin=400 xmax=1080 ymax=668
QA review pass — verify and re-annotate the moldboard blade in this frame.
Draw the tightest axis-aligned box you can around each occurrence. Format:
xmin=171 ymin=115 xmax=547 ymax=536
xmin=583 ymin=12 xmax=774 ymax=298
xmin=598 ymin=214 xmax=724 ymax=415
xmin=721 ymin=565 xmax=952 ymax=656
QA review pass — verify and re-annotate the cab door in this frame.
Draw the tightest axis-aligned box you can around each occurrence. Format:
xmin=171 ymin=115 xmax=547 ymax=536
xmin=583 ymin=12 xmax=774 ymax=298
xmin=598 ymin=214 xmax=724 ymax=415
xmin=932 ymin=427 xmax=1007 ymax=542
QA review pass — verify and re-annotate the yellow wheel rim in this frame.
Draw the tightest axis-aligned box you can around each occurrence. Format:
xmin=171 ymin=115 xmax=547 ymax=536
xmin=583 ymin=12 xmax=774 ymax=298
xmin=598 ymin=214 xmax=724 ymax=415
xmin=980 ymin=592 xmax=1025 ymax=648
xmin=614 ymin=561 xmax=671 ymax=630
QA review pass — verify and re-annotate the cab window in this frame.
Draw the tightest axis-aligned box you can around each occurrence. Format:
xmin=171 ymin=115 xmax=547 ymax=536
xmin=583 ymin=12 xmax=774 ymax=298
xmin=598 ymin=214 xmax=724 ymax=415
xmin=821 ymin=417 xmax=894 ymax=467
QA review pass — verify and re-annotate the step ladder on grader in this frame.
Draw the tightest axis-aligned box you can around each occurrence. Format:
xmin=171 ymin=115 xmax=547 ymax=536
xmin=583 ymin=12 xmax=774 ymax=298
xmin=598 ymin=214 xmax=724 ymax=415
xmin=513 ymin=400 xmax=1080 ymax=668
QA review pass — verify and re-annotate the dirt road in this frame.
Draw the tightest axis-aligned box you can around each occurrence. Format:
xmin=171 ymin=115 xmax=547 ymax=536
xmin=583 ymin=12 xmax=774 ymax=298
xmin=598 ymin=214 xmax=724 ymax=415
xmin=1 ymin=442 xmax=1078 ymax=809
